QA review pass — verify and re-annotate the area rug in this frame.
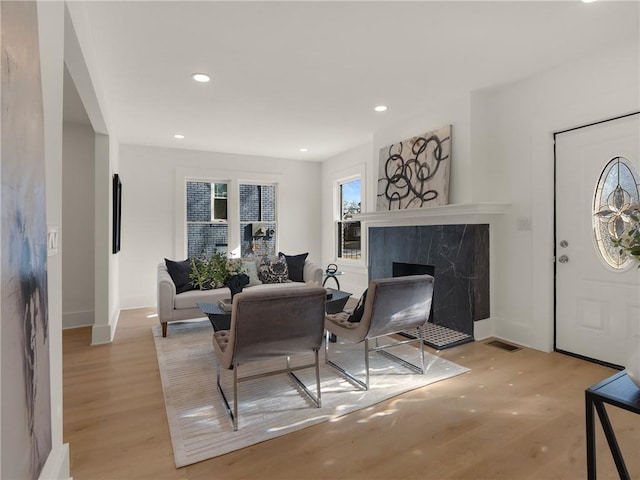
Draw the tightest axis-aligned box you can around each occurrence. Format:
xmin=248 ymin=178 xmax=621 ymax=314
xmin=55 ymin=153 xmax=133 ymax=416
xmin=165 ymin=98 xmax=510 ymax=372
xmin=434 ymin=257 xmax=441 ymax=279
xmin=153 ymin=319 xmax=469 ymax=468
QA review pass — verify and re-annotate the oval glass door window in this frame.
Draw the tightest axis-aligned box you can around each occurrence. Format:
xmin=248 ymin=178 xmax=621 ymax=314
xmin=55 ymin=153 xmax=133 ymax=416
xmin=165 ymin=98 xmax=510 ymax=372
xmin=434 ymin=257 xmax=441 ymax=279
xmin=593 ymin=156 xmax=640 ymax=269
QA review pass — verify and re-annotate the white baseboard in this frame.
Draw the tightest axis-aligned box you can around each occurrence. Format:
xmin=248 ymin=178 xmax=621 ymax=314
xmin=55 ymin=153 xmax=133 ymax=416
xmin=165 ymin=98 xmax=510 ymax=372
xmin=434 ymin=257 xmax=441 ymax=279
xmin=473 ymin=317 xmax=494 ymax=341
xmin=39 ymin=443 xmax=70 ymax=480
xmin=62 ymin=310 xmax=94 ymax=329
xmin=120 ymin=295 xmax=155 ymax=310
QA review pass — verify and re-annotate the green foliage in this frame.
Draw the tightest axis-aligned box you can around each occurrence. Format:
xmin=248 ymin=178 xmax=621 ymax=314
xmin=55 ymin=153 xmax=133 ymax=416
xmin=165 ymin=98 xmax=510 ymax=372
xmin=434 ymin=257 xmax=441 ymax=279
xmin=189 ymin=252 xmax=248 ymax=290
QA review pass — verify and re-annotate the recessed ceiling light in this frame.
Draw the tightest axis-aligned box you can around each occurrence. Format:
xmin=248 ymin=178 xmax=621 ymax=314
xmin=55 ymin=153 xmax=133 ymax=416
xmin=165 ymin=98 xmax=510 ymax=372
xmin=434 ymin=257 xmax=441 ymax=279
xmin=374 ymin=105 xmax=388 ymax=112
xmin=191 ymin=73 xmax=211 ymax=83
xmin=582 ymin=0 xmax=597 ymax=3
xmin=173 ymin=133 xmax=185 ymax=139
xmin=299 ymin=148 xmax=308 ymax=152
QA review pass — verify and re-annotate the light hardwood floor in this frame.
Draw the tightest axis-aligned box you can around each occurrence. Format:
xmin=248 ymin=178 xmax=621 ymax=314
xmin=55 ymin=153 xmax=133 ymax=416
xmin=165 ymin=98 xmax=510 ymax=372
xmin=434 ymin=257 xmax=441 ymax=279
xmin=63 ymin=308 xmax=640 ymax=479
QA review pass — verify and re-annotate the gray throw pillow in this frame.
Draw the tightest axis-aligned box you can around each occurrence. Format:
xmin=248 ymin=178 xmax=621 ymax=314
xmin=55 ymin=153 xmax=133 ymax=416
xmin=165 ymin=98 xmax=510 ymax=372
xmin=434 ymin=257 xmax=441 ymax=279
xmin=258 ymin=255 xmax=292 ymax=284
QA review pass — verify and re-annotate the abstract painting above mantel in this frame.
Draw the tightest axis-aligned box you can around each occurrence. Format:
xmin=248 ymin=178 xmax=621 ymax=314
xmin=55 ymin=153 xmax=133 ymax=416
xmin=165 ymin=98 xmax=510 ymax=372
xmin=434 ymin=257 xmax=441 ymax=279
xmin=376 ymin=124 xmax=451 ymax=211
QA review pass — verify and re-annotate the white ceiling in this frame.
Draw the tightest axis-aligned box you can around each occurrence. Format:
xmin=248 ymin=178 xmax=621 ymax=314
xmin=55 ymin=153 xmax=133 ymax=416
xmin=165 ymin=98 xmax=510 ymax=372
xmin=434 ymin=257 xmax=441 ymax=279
xmin=72 ymin=1 xmax=639 ymax=161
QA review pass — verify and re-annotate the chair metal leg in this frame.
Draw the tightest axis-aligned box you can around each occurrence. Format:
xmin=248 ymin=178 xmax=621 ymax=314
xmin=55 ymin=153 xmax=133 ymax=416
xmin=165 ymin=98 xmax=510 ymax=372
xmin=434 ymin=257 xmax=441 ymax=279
xmin=365 ymin=338 xmax=370 ymax=390
xmin=218 ymin=353 xmax=322 ymax=431
xmin=325 ymin=330 xmax=330 ymax=364
xmin=216 ymin=363 xmax=238 ymax=431
xmin=326 ymin=331 xmax=426 ymax=392
xmin=325 ymin=332 xmax=369 ymax=390
xmin=287 ymin=350 xmax=322 ymax=407
xmin=374 ymin=333 xmax=425 ymax=375
xmin=233 ymin=367 xmax=239 ymax=431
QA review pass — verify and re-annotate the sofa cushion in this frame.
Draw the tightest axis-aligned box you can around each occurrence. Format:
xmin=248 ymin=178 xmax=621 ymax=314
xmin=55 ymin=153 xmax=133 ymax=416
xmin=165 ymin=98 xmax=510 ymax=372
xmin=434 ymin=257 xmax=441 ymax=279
xmin=165 ymin=258 xmax=195 ymax=294
xmin=258 ymin=255 xmax=292 ymax=284
xmin=174 ymin=288 xmax=227 ymax=310
xmin=278 ymin=251 xmax=308 ymax=282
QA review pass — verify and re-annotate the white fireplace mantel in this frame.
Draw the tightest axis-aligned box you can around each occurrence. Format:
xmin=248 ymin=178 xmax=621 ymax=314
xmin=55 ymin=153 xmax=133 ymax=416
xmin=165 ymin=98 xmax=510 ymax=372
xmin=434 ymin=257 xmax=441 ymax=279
xmin=354 ymin=202 xmax=511 ymax=226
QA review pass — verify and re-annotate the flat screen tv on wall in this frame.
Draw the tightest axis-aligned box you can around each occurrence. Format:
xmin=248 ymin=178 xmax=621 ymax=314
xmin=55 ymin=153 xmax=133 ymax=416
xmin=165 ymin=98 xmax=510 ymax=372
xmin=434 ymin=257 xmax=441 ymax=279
xmin=113 ymin=173 xmax=122 ymax=254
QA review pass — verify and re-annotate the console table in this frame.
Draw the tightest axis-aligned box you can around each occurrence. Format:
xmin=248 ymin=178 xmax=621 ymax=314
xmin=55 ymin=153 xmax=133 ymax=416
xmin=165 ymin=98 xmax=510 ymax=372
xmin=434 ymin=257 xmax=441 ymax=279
xmin=585 ymin=370 xmax=640 ymax=479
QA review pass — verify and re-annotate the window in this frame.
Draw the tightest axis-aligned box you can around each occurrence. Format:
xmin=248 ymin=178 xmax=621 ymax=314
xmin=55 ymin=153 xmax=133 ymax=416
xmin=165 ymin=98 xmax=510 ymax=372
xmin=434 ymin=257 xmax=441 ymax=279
xmin=593 ymin=156 xmax=640 ymax=269
xmin=239 ymin=183 xmax=277 ymax=257
xmin=186 ymin=181 xmax=228 ymax=258
xmin=338 ymin=179 xmax=361 ymax=260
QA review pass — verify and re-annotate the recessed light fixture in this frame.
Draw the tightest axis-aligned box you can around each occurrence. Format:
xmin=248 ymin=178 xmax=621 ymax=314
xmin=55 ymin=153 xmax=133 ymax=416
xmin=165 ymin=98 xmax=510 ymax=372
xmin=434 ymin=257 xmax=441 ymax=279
xmin=374 ymin=105 xmax=388 ymax=112
xmin=582 ymin=0 xmax=597 ymax=3
xmin=173 ymin=133 xmax=185 ymax=139
xmin=299 ymin=148 xmax=308 ymax=152
xmin=191 ymin=73 xmax=211 ymax=83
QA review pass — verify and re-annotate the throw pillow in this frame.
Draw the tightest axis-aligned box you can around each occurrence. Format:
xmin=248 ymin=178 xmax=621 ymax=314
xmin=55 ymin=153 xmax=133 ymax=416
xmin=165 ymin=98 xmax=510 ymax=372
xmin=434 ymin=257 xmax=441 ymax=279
xmin=278 ymin=251 xmax=308 ymax=282
xmin=348 ymin=289 xmax=368 ymax=323
xmin=241 ymin=260 xmax=262 ymax=287
xmin=165 ymin=258 xmax=194 ymax=294
xmin=258 ymin=255 xmax=292 ymax=284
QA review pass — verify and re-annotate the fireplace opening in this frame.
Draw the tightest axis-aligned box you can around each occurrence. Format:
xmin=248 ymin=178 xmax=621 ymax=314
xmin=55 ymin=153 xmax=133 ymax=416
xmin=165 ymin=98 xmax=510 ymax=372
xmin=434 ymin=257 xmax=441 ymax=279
xmin=392 ymin=262 xmax=434 ymax=278
xmin=391 ymin=261 xmax=473 ymax=350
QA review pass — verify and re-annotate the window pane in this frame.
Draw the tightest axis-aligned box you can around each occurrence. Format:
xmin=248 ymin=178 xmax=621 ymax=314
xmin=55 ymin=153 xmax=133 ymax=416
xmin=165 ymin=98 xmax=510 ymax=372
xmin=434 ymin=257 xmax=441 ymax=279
xmin=239 ymin=184 xmax=277 ymax=257
xmin=187 ymin=181 xmax=228 ymax=257
xmin=186 ymin=181 xmax=211 ymax=222
xmin=214 ymin=183 xmax=227 ymax=198
xmin=213 ymin=198 xmax=227 ymax=220
xmin=593 ymin=156 xmax=640 ymax=269
xmin=341 ymin=179 xmax=361 ymax=219
xmin=338 ymin=179 xmax=361 ymax=260
xmin=340 ymin=221 xmax=361 ymax=259
xmin=187 ymin=223 xmax=228 ymax=258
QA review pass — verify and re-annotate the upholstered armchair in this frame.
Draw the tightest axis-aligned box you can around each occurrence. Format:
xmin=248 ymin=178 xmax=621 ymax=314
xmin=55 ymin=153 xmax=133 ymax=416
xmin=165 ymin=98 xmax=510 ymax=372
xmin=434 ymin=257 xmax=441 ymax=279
xmin=212 ymin=286 xmax=327 ymax=431
xmin=324 ymin=274 xmax=434 ymax=390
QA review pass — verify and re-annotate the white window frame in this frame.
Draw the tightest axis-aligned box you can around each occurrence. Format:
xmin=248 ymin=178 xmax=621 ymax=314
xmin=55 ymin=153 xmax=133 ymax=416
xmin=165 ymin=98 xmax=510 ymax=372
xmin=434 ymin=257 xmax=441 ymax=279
xmin=335 ymin=173 xmax=365 ymax=265
xmin=175 ymin=167 xmax=282 ymax=259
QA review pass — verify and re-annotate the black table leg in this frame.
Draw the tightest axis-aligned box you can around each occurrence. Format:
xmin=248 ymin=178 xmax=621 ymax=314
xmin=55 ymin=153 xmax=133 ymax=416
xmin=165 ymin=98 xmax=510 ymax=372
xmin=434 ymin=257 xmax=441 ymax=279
xmin=594 ymin=401 xmax=630 ymax=480
xmin=586 ymin=391 xmax=596 ymax=480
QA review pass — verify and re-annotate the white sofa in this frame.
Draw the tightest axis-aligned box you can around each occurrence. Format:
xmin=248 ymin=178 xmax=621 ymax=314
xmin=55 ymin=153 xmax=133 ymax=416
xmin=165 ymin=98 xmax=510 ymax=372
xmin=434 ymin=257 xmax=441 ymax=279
xmin=157 ymin=260 xmax=323 ymax=336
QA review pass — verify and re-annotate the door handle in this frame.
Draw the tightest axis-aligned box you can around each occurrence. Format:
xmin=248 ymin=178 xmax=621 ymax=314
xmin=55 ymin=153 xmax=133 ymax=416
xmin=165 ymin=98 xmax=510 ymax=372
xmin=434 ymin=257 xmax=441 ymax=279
xmin=558 ymin=255 xmax=569 ymax=264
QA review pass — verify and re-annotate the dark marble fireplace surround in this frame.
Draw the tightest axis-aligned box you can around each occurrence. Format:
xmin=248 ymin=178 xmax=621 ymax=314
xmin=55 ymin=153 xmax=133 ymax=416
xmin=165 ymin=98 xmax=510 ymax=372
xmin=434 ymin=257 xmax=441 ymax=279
xmin=368 ymin=224 xmax=490 ymax=337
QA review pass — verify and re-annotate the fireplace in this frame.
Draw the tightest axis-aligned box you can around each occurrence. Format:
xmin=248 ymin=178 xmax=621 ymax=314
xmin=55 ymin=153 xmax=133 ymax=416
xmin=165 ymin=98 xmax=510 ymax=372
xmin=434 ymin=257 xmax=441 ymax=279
xmin=369 ymin=224 xmax=490 ymax=349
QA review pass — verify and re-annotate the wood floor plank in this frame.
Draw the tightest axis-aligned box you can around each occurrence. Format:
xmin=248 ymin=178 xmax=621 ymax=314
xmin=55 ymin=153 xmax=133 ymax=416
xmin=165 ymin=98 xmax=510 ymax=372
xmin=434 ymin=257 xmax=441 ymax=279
xmin=63 ymin=308 xmax=640 ymax=479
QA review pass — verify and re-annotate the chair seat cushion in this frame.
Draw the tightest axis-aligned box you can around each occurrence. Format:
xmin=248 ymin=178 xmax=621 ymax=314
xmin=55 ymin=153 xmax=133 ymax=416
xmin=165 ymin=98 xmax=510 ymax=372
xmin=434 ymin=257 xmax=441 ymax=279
xmin=326 ymin=312 xmax=359 ymax=330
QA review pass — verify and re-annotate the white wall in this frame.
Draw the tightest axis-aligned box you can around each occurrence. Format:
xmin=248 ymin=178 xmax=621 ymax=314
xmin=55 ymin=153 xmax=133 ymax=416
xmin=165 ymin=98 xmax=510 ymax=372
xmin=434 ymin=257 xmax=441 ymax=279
xmin=119 ymin=144 xmax=322 ymax=309
xmin=319 ymin=39 xmax=639 ymax=353
xmin=65 ymin=3 xmax=121 ymax=345
xmin=320 ymin=92 xmax=477 ymax=299
xmin=320 ymin=142 xmax=372 ymax=298
xmin=481 ymin=38 xmax=640 ymax=352
xmin=37 ymin=1 xmax=70 ymax=478
xmin=62 ymin=122 xmax=95 ymax=329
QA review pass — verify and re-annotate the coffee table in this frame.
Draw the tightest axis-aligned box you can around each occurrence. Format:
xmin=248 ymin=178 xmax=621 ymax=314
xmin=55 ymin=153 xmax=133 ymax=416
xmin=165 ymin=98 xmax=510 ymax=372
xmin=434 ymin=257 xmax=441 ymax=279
xmin=197 ymin=302 xmax=231 ymax=331
xmin=325 ymin=288 xmax=352 ymax=314
xmin=198 ymin=288 xmax=352 ymax=333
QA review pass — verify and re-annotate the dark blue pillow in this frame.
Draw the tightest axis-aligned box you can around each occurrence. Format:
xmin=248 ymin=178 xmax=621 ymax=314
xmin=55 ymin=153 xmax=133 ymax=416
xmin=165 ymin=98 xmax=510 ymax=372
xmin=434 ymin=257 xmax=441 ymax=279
xmin=278 ymin=251 xmax=308 ymax=282
xmin=165 ymin=258 xmax=194 ymax=294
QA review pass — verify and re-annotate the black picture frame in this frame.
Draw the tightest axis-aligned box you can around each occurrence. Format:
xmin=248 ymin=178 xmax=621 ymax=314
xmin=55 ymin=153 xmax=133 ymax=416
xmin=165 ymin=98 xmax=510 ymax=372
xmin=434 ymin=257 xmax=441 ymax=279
xmin=113 ymin=173 xmax=122 ymax=254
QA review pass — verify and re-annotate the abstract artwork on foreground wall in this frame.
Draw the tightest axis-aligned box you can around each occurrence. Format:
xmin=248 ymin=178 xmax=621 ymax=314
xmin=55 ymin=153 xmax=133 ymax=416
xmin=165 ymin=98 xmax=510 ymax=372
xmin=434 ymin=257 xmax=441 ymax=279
xmin=1 ymin=3 xmax=52 ymax=480
xmin=377 ymin=124 xmax=452 ymax=211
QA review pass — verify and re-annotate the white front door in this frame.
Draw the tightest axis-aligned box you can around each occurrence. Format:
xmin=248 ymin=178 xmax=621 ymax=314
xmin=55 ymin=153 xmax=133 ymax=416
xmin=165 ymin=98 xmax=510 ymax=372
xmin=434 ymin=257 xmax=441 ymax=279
xmin=555 ymin=113 xmax=640 ymax=366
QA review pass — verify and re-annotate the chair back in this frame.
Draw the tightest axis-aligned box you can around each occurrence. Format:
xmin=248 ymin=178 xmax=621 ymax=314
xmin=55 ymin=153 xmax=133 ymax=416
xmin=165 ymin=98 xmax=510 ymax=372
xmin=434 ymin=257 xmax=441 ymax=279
xmin=226 ymin=286 xmax=327 ymax=366
xmin=363 ymin=275 xmax=434 ymax=339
